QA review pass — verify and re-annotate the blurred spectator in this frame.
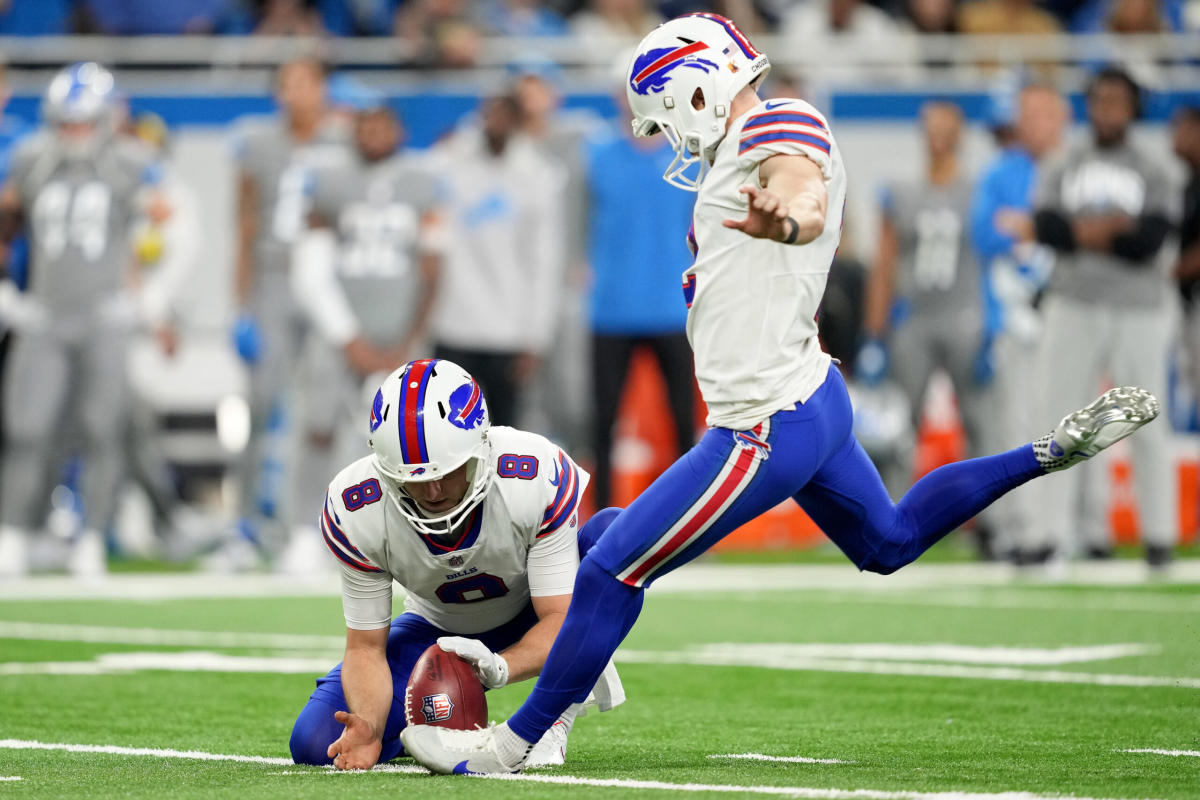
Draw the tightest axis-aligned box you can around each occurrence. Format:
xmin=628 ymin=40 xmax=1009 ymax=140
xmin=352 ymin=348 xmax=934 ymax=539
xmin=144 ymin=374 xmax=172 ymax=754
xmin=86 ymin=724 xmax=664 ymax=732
xmin=1107 ymin=0 xmax=1166 ymax=30
xmin=957 ymin=0 xmax=1062 ymax=33
xmin=969 ymin=83 xmax=1069 ymax=561
xmin=860 ymin=102 xmax=996 ymax=554
xmin=121 ymin=113 xmax=213 ymax=556
xmin=1030 ymin=66 xmax=1176 ymax=568
xmin=254 ymin=0 xmax=324 ymax=34
xmin=480 ymin=0 xmax=568 ymax=35
xmin=904 ymin=0 xmax=958 ymax=32
xmin=284 ymin=103 xmax=443 ymax=574
xmin=0 ymin=60 xmax=30 ymax=536
xmin=428 ymin=94 xmax=565 ymax=426
xmin=570 ymin=0 xmax=664 ymax=38
xmin=780 ymin=0 xmax=911 ymax=80
xmin=318 ymin=0 xmax=403 ymax=35
xmin=512 ymin=63 xmax=601 ymax=453
xmin=224 ymin=56 xmax=351 ymax=566
xmin=0 ymin=0 xmax=75 ymax=34
xmin=1174 ymin=106 xmax=1200 ymax=427
xmin=782 ymin=0 xmax=903 ymax=39
xmin=396 ymin=0 xmax=482 ymax=66
xmin=582 ymin=93 xmax=695 ymax=509
xmin=80 ymin=0 xmax=238 ymax=33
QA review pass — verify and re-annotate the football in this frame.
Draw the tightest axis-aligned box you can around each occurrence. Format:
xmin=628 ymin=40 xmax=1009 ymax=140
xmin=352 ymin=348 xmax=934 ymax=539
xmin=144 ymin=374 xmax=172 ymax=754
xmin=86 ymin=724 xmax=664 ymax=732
xmin=404 ymin=644 xmax=488 ymax=730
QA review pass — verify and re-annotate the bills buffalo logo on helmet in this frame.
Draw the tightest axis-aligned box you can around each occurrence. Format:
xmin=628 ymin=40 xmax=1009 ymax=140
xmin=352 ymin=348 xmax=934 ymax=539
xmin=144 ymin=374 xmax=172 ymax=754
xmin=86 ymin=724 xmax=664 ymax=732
xmin=369 ymin=388 xmax=385 ymax=433
xmin=447 ymin=380 xmax=486 ymax=431
xmin=629 ymin=44 xmax=719 ymax=96
xmin=422 ymin=693 xmax=455 ymax=723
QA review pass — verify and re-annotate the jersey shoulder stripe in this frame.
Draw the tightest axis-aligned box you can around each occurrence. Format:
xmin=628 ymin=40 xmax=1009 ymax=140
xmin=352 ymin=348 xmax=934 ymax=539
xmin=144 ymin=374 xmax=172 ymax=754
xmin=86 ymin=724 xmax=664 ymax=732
xmin=320 ymin=501 xmax=384 ymax=573
xmin=539 ymin=450 xmax=581 ymax=537
xmin=739 ymin=129 xmax=831 ymax=156
xmin=742 ymin=111 xmax=827 ymax=134
xmin=322 ymin=497 xmax=369 ymax=561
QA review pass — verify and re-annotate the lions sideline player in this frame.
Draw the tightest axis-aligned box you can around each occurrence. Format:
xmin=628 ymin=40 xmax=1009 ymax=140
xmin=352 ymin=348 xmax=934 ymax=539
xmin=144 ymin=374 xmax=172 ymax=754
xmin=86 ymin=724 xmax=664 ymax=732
xmin=289 ymin=359 xmax=629 ymax=770
xmin=0 ymin=62 xmax=165 ymax=576
xmin=400 ymin=14 xmax=1160 ymax=774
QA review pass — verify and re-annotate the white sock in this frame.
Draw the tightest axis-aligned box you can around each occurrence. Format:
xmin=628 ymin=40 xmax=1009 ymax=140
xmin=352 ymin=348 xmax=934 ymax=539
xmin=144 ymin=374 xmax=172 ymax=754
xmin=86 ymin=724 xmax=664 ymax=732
xmin=554 ymin=703 xmax=584 ymax=734
xmin=494 ymin=722 xmax=535 ymax=767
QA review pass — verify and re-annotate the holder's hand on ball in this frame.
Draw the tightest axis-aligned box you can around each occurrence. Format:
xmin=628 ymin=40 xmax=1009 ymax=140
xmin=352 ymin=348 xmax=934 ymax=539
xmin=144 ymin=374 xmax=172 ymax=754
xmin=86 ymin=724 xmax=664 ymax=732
xmin=327 ymin=710 xmax=382 ymax=770
xmin=438 ymin=636 xmax=509 ymax=688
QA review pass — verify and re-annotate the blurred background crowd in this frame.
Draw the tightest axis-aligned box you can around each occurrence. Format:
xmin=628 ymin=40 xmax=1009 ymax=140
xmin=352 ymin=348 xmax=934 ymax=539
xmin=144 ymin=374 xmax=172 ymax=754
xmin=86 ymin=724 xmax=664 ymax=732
xmin=0 ymin=0 xmax=1196 ymax=578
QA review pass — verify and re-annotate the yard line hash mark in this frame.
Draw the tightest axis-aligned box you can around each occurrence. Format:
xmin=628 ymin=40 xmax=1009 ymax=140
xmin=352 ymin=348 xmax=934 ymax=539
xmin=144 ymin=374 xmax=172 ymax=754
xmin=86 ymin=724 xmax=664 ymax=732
xmin=1122 ymin=748 xmax=1200 ymax=758
xmin=709 ymin=753 xmax=853 ymax=764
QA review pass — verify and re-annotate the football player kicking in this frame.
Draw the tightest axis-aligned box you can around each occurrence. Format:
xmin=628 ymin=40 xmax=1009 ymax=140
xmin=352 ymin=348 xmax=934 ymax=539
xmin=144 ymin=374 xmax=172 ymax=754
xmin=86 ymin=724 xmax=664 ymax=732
xmin=289 ymin=359 xmax=629 ymax=770
xmin=400 ymin=13 xmax=1160 ymax=774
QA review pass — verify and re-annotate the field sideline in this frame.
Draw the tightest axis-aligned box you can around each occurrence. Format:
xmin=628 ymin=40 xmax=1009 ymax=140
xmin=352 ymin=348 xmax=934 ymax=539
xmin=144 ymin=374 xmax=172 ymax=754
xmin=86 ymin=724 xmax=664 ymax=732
xmin=0 ymin=562 xmax=1197 ymax=799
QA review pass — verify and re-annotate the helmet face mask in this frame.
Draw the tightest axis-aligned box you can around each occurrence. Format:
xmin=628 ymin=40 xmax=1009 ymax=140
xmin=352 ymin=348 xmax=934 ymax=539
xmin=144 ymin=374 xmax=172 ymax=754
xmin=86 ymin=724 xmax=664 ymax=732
xmin=368 ymin=359 xmax=493 ymax=536
xmin=625 ymin=13 xmax=769 ymax=191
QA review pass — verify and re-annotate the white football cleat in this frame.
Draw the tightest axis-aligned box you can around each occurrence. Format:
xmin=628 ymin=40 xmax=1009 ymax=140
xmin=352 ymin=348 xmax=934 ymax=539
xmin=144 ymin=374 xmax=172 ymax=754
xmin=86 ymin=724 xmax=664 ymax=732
xmin=400 ymin=724 xmax=524 ymax=775
xmin=67 ymin=529 xmax=108 ymax=578
xmin=525 ymin=719 xmax=569 ymax=769
xmin=1036 ymin=386 xmax=1159 ymax=473
xmin=0 ymin=526 xmax=30 ymax=578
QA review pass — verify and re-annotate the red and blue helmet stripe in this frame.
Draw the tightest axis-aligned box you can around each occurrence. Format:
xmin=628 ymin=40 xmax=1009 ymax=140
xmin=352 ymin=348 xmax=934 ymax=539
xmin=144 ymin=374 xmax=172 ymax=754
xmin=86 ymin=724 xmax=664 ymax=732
xmin=681 ymin=12 xmax=760 ymax=60
xmin=396 ymin=358 xmax=437 ymax=465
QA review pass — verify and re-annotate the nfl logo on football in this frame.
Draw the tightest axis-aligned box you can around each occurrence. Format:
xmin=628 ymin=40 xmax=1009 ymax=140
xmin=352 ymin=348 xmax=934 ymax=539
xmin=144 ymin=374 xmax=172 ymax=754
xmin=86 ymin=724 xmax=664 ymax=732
xmin=421 ymin=693 xmax=455 ymax=723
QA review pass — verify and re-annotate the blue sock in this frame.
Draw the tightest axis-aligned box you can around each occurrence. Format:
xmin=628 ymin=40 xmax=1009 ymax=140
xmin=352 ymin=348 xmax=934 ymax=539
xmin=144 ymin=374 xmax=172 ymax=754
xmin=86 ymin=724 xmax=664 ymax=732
xmin=878 ymin=444 xmax=1042 ymax=572
xmin=508 ymin=557 xmax=643 ymax=743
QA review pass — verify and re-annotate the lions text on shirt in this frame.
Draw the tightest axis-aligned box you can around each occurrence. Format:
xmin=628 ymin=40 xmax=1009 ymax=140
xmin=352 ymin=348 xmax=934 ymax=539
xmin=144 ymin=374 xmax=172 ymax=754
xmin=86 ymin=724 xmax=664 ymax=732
xmin=685 ymin=97 xmax=847 ymax=430
xmin=322 ymin=426 xmax=588 ymax=634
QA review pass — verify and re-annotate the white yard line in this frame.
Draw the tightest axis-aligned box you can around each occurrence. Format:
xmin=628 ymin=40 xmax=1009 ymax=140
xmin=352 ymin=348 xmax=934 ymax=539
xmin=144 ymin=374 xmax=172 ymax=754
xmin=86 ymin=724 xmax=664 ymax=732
xmin=0 ymin=739 xmax=296 ymax=765
xmin=708 ymin=753 xmax=853 ymax=764
xmin=0 ymin=621 xmax=342 ymax=650
xmin=720 ymin=589 xmax=1200 ymax=615
xmin=685 ymin=643 xmax=1158 ymax=666
xmin=0 ymin=776 xmax=22 ymax=781
xmin=0 ymin=739 xmax=1167 ymax=800
xmin=1122 ymin=748 xmax=1200 ymax=758
xmin=0 ymin=651 xmax=337 ymax=676
xmin=616 ymin=650 xmax=1200 ymax=689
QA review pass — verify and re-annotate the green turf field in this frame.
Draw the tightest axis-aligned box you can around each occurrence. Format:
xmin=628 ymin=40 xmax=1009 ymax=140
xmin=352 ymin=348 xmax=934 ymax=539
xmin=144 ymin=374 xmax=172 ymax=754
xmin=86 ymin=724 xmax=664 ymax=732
xmin=0 ymin=565 xmax=1197 ymax=799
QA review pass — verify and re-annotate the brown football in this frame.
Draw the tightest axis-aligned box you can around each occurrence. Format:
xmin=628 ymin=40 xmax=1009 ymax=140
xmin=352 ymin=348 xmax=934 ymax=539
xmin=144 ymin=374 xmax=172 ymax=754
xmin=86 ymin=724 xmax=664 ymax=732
xmin=404 ymin=644 xmax=487 ymax=730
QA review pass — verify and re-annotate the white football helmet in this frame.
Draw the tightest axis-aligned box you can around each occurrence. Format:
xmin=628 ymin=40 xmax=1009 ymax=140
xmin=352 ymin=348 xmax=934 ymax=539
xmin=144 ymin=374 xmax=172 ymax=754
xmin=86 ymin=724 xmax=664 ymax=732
xmin=368 ymin=359 xmax=492 ymax=536
xmin=42 ymin=62 xmax=118 ymax=159
xmin=626 ymin=13 xmax=770 ymax=191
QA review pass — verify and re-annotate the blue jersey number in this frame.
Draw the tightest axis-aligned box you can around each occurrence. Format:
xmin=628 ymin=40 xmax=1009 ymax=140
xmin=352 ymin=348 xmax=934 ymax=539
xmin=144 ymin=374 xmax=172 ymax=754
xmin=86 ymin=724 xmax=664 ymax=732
xmin=342 ymin=478 xmax=382 ymax=512
xmin=436 ymin=573 xmax=510 ymax=604
xmin=497 ymin=454 xmax=538 ymax=480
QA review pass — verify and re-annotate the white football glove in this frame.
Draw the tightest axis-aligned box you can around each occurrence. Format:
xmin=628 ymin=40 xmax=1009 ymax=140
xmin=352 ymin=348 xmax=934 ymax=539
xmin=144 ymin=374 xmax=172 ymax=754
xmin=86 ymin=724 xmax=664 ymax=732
xmin=437 ymin=636 xmax=509 ymax=689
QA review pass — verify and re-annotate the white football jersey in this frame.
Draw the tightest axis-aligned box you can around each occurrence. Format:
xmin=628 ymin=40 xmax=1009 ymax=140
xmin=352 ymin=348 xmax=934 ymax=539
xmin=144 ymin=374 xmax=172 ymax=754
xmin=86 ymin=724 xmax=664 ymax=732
xmin=685 ymin=97 xmax=847 ymax=430
xmin=322 ymin=426 xmax=588 ymax=634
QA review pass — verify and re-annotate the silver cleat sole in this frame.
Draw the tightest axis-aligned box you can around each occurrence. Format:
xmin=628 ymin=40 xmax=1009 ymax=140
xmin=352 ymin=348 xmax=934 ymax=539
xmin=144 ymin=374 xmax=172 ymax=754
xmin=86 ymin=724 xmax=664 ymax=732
xmin=1058 ymin=386 xmax=1159 ymax=456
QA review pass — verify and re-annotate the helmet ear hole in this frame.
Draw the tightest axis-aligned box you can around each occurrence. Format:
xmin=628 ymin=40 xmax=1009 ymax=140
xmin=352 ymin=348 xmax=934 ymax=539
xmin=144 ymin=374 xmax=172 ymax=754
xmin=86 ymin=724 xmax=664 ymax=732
xmin=691 ymin=88 xmax=706 ymax=111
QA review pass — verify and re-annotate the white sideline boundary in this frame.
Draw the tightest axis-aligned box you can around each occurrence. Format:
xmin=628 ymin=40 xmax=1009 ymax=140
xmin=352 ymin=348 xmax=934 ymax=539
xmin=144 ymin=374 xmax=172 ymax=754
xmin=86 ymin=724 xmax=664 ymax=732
xmin=0 ymin=739 xmax=1169 ymax=800
xmin=1122 ymin=748 xmax=1200 ymax=758
xmin=708 ymin=753 xmax=853 ymax=764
